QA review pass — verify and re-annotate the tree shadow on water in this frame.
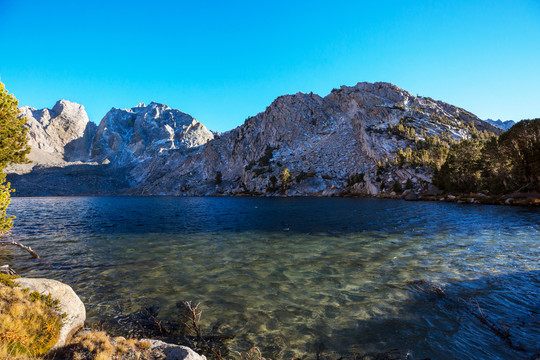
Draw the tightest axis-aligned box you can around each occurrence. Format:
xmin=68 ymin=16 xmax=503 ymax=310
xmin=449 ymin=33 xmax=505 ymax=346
xmin=314 ymin=270 xmax=539 ymax=360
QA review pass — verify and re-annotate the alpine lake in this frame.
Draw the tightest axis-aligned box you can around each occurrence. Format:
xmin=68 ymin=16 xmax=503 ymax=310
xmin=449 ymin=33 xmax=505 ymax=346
xmin=2 ymin=197 xmax=539 ymax=360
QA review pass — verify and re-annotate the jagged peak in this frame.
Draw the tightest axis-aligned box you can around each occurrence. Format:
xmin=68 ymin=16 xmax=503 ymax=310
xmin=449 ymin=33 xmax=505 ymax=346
xmin=20 ymin=100 xmax=85 ymax=113
xmin=19 ymin=100 xmax=89 ymax=126
xmin=51 ymin=99 xmax=86 ymax=117
xmin=129 ymin=101 xmax=171 ymax=112
xmin=266 ymin=91 xmax=323 ymax=110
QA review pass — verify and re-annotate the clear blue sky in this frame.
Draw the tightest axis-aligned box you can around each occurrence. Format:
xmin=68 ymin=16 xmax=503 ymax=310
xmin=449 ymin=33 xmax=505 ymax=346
xmin=0 ymin=0 xmax=539 ymax=131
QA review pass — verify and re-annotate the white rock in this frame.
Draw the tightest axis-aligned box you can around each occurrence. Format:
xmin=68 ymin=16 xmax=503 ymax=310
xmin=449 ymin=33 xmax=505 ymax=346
xmin=143 ymin=339 xmax=207 ymax=360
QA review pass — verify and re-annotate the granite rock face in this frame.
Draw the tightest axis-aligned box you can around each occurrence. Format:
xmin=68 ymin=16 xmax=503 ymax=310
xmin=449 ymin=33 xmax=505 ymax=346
xmin=7 ymin=101 xmax=213 ymax=195
xmin=21 ymin=100 xmax=91 ymax=156
xmin=7 ymin=82 xmax=502 ymax=197
xmin=130 ymin=82 xmax=501 ymax=196
xmin=90 ymin=102 xmax=214 ymax=167
xmin=9 ymin=100 xmax=97 ymax=174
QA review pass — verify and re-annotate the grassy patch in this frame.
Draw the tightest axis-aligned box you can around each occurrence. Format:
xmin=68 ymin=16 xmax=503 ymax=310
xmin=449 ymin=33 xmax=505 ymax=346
xmin=0 ymin=272 xmax=20 ymax=287
xmin=0 ymin=280 xmax=62 ymax=358
xmin=53 ymin=331 xmax=152 ymax=360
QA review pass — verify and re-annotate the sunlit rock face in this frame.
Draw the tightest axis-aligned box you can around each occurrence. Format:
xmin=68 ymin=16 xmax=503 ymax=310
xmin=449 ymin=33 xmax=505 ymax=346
xmin=8 ymin=82 xmax=502 ymax=196
xmin=9 ymin=100 xmax=97 ymax=174
xmin=7 ymin=101 xmax=214 ymax=195
xmin=131 ymin=82 xmax=500 ymax=196
xmin=21 ymin=100 xmax=91 ymax=155
xmin=90 ymin=102 xmax=214 ymax=167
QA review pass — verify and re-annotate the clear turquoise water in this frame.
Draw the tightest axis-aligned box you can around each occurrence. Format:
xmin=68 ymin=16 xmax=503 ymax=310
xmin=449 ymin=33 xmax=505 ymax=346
xmin=2 ymin=197 xmax=539 ymax=359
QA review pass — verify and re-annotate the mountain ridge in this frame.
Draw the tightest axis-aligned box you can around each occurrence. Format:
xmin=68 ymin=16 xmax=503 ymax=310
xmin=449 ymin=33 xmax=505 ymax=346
xmin=484 ymin=118 xmax=516 ymax=131
xmin=7 ymin=82 xmax=503 ymax=197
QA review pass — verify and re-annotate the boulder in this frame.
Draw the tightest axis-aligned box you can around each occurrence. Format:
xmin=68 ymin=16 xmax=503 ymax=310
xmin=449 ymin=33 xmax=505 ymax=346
xmin=403 ymin=192 xmax=420 ymax=201
xmin=423 ymin=184 xmax=443 ymax=196
xmin=144 ymin=339 xmax=207 ymax=360
xmin=15 ymin=277 xmax=86 ymax=349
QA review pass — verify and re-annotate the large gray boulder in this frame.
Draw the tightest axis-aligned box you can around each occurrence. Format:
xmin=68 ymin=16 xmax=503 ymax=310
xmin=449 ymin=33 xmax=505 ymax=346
xmin=15 ymin=277 xmax=86 ymax=349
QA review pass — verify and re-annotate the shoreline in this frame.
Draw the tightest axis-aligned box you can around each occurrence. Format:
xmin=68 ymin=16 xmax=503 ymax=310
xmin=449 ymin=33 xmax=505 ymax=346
xmin=10 ymin=192 xmax=540 ymax=206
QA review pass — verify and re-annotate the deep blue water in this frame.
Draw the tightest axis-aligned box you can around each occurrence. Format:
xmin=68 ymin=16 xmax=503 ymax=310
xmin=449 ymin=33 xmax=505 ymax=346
xmin=2 ymin=197 xmax=539 ymax=359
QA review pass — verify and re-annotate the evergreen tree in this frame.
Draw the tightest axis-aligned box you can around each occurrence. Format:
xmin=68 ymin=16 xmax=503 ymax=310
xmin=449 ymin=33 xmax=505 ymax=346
xmin=0 ymin=81 xmax=30 ymax=235
xmin=435 ymin=119 xmax=540 ymax=194
xmin=280 ymin=168 xmax=290 ymax=190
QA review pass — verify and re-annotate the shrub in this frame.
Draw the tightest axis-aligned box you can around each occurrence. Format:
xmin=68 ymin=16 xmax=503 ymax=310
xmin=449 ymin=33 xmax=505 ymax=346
xmin=0 ymin=277 xmax=63 ymax=357
xmin=51 ymin=331 xmax=152 ymax=360
xmin=257 ymin=146 xmax=276 ymax=167
xmin=346 ymin=173 xmax=365 ymax=187
xmin=280 ymin=168 xmax=290 ymax=190
xmin=268 ymin=175 xmax=278 ymax=192
xmin=405 ymin=178 xmax=414 ymax=190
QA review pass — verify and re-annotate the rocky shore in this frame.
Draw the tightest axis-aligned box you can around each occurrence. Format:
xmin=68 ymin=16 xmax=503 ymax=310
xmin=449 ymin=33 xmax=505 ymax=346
xmin=0 ymin=271 xmax=207 ymax=360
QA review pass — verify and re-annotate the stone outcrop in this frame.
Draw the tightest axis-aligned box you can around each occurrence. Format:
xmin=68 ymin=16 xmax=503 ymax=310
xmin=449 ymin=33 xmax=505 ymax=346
xmin=90 ymin=102 xmax=214 ymax=168
xmin=130 ymin=82 xmax=501 ymax=196
xmin=15 ymin=277 xmax=86 ymax=349
xmin=8 ymin=100 xmax=97 ymax=175
xmin=7 ymin=82 xmax=503 ymax=197
xmin=7 ymin=101 xmax=213 ymax=195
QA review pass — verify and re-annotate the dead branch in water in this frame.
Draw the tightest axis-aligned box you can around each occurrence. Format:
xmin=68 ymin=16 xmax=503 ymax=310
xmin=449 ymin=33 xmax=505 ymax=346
xmin=0 ymin=264 xmax=17 ymax=275
xmin=0 ymin=238 xmax=40 ymax=258
xmin=179 ymin=301 xmax=228 ymax=360
xmin=463 ymin=297 xmax=526 ymax=352
xmin=409 ymin=280 xmax=527 ymax=352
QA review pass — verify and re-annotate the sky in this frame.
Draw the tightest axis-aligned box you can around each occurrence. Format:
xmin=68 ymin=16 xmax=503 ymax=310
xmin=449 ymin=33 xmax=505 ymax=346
xmin=0 ymin=0 xmax=539 ymax=132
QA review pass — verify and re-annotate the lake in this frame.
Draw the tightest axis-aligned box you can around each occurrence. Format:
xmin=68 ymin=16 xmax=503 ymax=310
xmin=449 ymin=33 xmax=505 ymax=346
xmin=2 ymin=197 xmax=539 ymax=359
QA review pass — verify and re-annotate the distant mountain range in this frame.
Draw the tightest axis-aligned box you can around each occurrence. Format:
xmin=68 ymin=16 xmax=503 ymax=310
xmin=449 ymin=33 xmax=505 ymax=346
xmin=484 ymin=119 xmax=516 ymax=131
xmin=7 ymin=82 xmax=503 ymax=196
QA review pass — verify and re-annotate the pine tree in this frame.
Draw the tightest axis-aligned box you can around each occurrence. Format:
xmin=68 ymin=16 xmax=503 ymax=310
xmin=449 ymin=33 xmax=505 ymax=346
xmin=0 ymin=81 xmax=30 ymax=235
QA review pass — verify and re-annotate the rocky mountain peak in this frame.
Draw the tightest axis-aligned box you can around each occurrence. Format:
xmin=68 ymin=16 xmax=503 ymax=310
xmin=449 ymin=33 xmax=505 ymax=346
xmin=50 ymin=99 xmax=88 ymax=121
xmin=484 ymin=119 xmax=516 ymax=131
xmin=18 ymin=99 xmax=93 ymax=157
xmin=8 ymin=81 xmax=507 ymax=197
xmin=90 ymin=102 xmax=214 ymax=167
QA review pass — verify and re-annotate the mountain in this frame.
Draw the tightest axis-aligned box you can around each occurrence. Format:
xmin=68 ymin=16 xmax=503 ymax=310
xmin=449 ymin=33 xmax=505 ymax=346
xmin=8 ymin=100 xmax=97 ymax=175
xmin=90 ymin=102 xmax=214 ymax=167
xmin=6 ymin=101 xmax=214 ymax=195
xmin=6 ymin=82 xmax=502 ymax=196
xmin=484 ymin=119 xmax=516 ymax=131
